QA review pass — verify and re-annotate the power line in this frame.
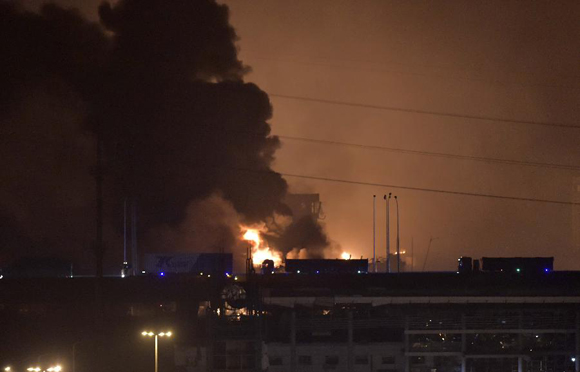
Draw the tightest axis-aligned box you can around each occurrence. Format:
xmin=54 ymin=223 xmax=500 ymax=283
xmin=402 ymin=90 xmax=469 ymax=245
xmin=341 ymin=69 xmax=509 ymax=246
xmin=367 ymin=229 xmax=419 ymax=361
xmin=277 ymin=135 xmax=580 ymax=172
xmin=242 ymin=49 xmax=580 ymax=84
xmin=223 ymin=166 xmax=579 ymax=206
xmin=271 ymin=171 xmax=580 ymax=206
xmin=245 ymin=54 xmax=580 ymax=92
xmin=269 ymin=93 xmax=580 ymax=130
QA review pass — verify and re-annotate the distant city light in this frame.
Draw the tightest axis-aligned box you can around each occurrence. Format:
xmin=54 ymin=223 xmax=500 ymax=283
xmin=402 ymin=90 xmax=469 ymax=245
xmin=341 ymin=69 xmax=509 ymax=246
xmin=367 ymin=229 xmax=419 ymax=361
xmin=4 ymin=367 xmax=11 ymax=371
xmin=545 ymin=268 xmax=549 ymax=273
xmin=572 ymin=357 xmax=576 ymax=362
xmin=297 ymin=270 xmax=301 ymax=274
xmin=516 ymin=268 xmax=521 ymax=273
xmin=160 ymin=272 xmax=165 ymax=276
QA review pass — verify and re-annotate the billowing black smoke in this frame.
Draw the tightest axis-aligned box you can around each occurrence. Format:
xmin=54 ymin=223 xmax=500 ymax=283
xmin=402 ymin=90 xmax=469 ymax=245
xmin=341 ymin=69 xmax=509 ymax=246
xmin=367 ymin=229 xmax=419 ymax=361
xmin=0 ymin=0 xmax=328 ymax=272
xmin=276 ymin=216 xmax=329 ymax=259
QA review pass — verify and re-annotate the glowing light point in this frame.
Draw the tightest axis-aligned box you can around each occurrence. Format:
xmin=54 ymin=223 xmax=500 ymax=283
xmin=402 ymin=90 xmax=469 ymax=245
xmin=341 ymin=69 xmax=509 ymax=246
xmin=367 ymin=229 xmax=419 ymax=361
xmin=516 ymin=268 xmax=521 ymax=273
xmin=341 ymin=252 xmax=351 ymax=260
xmin=142 ymin=331 xmax=148 ymax=336
xmin=160 ymin=272 xmax=165 ymax=276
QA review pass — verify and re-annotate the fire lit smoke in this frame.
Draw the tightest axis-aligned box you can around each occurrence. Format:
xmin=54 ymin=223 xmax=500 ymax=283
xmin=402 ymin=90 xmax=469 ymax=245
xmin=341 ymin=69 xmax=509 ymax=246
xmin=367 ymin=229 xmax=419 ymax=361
xmin=242 ymin=228 xmax=282 ymax=268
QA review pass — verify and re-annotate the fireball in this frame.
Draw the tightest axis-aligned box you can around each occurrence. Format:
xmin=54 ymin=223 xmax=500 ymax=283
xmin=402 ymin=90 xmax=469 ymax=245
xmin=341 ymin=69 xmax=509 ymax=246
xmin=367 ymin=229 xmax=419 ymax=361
xmin=242 ymin=228 xmax=283 ymax=268
xmin=341 ymin=252 xmax=351 ymax=260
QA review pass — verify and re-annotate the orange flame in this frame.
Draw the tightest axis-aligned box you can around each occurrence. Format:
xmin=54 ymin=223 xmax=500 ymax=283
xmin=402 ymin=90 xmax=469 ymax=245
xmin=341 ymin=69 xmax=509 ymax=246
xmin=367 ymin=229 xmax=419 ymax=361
xmin=242 ymin=228 xmax=283 ymax=268
xmin=341 ymin=252 xmax=351 ymax=260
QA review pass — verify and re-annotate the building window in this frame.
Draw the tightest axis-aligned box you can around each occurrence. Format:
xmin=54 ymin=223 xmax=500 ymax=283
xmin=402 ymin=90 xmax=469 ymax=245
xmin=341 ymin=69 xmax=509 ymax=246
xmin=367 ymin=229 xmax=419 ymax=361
xmin=299 ymin=355 xmax=312 ymax=365
xmin=382 ymin=356 xmax=396 ymax=364
xmin=270 ymin=356 xmax=283 ymax=366
xmin=355 ymin=355 xmax=369 ymax=365
xmin=325 ymin=356 xmax=339 ymax=365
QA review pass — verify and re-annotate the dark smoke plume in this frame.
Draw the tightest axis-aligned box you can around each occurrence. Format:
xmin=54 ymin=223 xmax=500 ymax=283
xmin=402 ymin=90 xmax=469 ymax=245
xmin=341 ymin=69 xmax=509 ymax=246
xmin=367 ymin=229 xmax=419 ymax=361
xmin=276 ymin=216 xmax=329 ymax=259
xmin=0 ymin=0 xmax=330 ymax=272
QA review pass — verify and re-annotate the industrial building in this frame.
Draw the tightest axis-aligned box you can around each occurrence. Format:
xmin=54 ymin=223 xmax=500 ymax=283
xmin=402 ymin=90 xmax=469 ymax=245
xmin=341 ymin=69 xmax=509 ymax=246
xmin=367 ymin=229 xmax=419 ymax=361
xmin=1 ymin=261 xmax=579 ymax=372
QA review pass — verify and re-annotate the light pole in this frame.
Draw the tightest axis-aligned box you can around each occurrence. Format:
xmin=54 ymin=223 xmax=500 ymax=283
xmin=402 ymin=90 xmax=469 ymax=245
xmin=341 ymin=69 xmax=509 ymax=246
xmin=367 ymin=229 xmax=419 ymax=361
xmin=373 ymin=195 xmax=376 ymax=273
xmin=384 ymin=193 xmax=391 ymax=273
xmin=72 ymin=339 xmax=88 ymax=372
xmin=142 ymin=331 xmax=172 ymax=372
xmin=395 ymin=196 xmax=400 ymax=273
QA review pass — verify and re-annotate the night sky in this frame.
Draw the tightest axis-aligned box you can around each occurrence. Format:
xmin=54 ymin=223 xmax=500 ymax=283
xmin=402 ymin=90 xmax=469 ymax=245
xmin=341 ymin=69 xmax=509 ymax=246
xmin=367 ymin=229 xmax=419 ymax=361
xmin=3 ymin=0 xmax=580 ymax=272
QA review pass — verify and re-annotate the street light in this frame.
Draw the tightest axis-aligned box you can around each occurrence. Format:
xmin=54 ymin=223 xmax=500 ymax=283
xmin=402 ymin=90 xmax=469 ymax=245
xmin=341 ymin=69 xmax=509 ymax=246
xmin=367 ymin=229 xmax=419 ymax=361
xmin=27 ymin=368 xmax=41 ymax=372
xmin=141 ymin=330 xmax=173 ymax=372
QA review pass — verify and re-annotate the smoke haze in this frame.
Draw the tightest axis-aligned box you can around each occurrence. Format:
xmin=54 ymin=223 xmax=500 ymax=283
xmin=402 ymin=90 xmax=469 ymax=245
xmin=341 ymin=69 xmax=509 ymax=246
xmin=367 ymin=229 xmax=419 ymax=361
xmin=3 ymin=0 xmax=580 ymax=271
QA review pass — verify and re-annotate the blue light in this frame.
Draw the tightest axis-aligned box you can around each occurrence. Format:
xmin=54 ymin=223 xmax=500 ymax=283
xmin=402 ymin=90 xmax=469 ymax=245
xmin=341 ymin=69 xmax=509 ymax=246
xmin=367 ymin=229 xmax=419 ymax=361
xmin=160 ymin=272 xmax=165 ymax=276
xmin=544 ymin=268 xmax=549 ymax=273
xmin=316 ymin=270 xmax=320 ymax=274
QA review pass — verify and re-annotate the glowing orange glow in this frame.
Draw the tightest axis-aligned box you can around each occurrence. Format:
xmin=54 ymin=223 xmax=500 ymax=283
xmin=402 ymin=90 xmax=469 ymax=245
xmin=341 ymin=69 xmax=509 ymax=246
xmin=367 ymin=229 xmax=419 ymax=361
xmin=341 ymin=252 xmax=351 ymax=260
xmin=243 ymin=230 xmax=260 ymax=247
xmin=242 ymin=228 xmax=283 ymax=268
